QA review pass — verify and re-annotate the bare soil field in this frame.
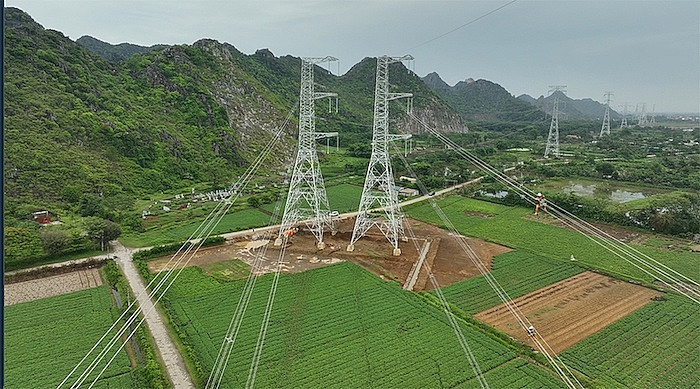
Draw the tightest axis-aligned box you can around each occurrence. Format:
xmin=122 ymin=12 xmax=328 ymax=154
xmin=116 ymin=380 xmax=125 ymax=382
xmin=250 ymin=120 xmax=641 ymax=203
xmin=474 ymin=271 xmax=662 ymax=353
xmin=148 ymin=217 xmax=511 ymax=291
xmin=4 ymin=268 xmax=103 ymax=306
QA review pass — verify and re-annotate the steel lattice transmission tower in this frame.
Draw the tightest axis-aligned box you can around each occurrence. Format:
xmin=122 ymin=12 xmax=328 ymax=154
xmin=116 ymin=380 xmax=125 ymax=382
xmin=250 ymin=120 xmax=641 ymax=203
xmin=619 ymin=102 xmax=630 ymax=128
xmin=544 ymin=85 xmax=566 ymax=158
xmin=600 ymin=91 xmax=613 ymax=136
xmin=347 ymin=55 xmax=413 ymax=256
xmin=636 ymin=103 xmax=649 ymax=126
xmin=276 ymin=56 xmax=338 ymax=249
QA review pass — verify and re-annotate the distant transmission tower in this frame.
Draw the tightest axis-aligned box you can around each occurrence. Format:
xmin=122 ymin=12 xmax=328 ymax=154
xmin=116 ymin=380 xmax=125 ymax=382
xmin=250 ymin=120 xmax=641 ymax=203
xmin=637 ymin=103 xmax=648 ymax=126
xmin=619 ymin=102 xmax=630 ymax=128
xmin=544 ymin=85 xmax=566 ymax=158
xmin=276 ymin=56 xmax=338 ymax=249
xmin=600 ymin=91 xmax=613 ymax=136
xmin=347 ymin=55 xmax=413 ymax=256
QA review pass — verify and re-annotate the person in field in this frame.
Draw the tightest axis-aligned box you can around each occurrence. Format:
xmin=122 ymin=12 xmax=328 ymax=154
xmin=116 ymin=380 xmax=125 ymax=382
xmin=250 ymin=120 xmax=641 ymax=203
xmin=535 ymin=193 xmax=547 ymax=215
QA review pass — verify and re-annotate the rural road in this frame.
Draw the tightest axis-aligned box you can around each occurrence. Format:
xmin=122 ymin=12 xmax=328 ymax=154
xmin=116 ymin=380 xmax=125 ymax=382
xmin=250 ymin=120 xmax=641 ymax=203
xmin=111 ymin=241 xmax=196 ymax=389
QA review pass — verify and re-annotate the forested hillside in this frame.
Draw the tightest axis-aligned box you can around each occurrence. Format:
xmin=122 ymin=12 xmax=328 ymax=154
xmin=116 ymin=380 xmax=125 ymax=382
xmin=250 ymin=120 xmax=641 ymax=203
xmin=422 ymin=72 xmax=544 ymax=122
xmin=3 ymin=7 xmax=467 ymax=268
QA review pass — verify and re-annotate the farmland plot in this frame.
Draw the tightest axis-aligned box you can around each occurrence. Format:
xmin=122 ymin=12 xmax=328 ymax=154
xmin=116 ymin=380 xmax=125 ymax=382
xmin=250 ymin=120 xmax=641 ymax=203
xmin=475 ymin=271 xmax=662 ymax=353
xmin=406 ymin=196 xmax=699 ymax=283
xmin=5 ymin=267 xmax=102 ymax=306
xmin=437 ymin=250 xmax=584 ymax=314
xmin=562 ymin=294 xmax=700 ymax=388
xmin=162 ymin=262 xmax=567 ymax=388
xmin=4 ymin=286 xmax=138 ymax=388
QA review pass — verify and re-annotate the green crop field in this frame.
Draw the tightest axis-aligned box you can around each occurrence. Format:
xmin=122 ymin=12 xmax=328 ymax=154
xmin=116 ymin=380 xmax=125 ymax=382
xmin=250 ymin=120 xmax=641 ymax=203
xmin=121 ymin=207 xmax=272 ymax=247
xmin=562 ymin=294 xmax=700 ymax=388
xmin=4 ymin=286 xmax=139 ymax=388
xmin=438 ymin=250 xmax=585 ymax=314
xmin=405 ymin=196 xmax=699 ymax=284
xmin=162 ymin=262 xmax=567 ymax=388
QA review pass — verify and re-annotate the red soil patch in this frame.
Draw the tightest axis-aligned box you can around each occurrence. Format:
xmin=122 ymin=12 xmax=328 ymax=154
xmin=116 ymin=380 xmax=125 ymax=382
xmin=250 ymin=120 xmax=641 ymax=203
xmin=148 ymin=217 xmax=511 ymax=291
xmin=474 ymin=271 xmax=663 ymax=353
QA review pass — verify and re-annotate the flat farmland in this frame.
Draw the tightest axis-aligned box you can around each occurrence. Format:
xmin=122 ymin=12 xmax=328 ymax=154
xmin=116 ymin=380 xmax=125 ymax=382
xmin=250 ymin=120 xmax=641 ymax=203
xmin=474 ymin=271 xmax=662 ymax=353
xmin=4 ymin=267 xmax=102 ymax=306
xmin=161 ymin=261 xmax=567 ymax=388
xmin=4 ymin=286 xmax=137 ymax=388
xmin=562 ymin=294 xmax=700 ymax=388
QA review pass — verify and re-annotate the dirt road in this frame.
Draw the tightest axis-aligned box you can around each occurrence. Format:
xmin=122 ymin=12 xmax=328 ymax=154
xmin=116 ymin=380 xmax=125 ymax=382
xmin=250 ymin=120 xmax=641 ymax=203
xmin=111 ymin=241 xmax=195 ymax=389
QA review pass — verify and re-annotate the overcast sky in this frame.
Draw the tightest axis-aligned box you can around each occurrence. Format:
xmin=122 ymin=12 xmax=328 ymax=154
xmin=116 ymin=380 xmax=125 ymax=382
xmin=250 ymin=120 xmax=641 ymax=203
xmin=7 ymin=0 xmax=700 ymax=113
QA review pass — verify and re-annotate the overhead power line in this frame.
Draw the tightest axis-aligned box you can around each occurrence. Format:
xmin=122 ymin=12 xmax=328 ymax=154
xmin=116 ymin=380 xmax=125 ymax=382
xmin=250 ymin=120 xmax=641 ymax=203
xmin=400 ymin=0 xmax=520 ymax=53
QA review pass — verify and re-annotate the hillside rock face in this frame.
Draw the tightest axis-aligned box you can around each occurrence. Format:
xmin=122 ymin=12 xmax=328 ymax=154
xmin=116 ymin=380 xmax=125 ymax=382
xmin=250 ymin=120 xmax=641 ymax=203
xmin=422 ymin=72 xmax=544 ymax=122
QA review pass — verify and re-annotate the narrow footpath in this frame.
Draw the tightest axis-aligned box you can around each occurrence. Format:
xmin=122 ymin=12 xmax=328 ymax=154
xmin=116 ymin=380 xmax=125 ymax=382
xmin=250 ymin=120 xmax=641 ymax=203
xmin=110 ymin=241 xmax=195 ymax=389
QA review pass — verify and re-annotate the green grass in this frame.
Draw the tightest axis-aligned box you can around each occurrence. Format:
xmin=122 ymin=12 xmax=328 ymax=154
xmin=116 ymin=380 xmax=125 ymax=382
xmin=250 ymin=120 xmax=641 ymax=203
xmin=562 ymin=294 xmax=700 ymax=388
xmin=437 ymin=250 xmax=585 ymax=314
xmin=4 ymin=286 xmax=138 ymax=388
xmin=326 ymin=183 xmax=363 ymax=212
xmin=200 ymin=259 xmax=251 ymax=281
xmin=121 ymin=207 xmax=272 ymax=247
xmin=405 ymin=196 xmax=700 ymax=284
xmin=162 ymin=262 xmax=566 ymax=388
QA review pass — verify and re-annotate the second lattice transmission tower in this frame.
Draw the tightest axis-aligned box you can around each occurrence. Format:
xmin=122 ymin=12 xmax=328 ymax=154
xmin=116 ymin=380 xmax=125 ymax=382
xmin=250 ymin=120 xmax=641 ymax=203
xmin=544 ymin=85 xmax=566 ymax=158
xmin=277 ymin=56 xmax=338 ymax=249
xmin=347 ymin=55 xmax=413 ymax=256
xmin=600 ymin=91 xmax=613 ymax=136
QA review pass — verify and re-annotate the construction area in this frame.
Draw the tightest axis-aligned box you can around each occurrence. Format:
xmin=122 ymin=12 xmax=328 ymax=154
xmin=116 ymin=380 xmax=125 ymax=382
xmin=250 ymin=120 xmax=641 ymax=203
xmin=148 ymin=216 xmax=512 ymax=292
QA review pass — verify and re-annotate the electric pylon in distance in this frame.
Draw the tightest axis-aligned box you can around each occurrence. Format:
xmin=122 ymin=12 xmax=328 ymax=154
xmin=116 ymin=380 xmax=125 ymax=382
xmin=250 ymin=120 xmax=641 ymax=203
xmin=276 ymin=56 xmax=338 ymax=250
xmin=600 ymin=91 xmax=613 ymax=136
xmin=544 ymin=85 xmax=566 ymax=158
xmin=347 ymin=55 xmax=413 ymax=256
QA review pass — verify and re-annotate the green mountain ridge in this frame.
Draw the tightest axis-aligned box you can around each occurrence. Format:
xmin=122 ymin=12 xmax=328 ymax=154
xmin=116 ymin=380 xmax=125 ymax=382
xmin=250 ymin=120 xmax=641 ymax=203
xmin=518 ymin=91 xmax=621 ymax=120
xmin=76 ymin=35 xmax=167 ymax=63
xmin=422 ymin=72 xmax=545 ymax=122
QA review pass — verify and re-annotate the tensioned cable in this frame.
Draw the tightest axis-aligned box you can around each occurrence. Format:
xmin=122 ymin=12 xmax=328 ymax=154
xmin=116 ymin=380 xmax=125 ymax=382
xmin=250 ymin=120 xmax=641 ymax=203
xmin=245 ymin=235 xmax=289 ymax=389
xmin=405 ymin=110 xmax=700 ymax=304
xmin=400 ymin=215 xmax=490 ymax=388
xmin=400 ymin=0 xmax=520 ymax=53
xmin=393 ymin=144 xmax=582 ymax=388
xmin=60 ymin=109 xmax=295 ymax=388
xmin=206 ymin=197 xmax=285 ymax=389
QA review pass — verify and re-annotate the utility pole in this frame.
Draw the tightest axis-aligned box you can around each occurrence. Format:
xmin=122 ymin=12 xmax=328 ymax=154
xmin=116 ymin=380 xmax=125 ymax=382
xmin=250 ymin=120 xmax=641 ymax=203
xmin=347 ymin=55 xmax=413 ymax=256
xmin=544 ymin=85 xmax=566 ymax=158
xmin=600 ymin=91 xmax=613 ymax=136
xmin=276 ymin=56 xmax=338 ymax=249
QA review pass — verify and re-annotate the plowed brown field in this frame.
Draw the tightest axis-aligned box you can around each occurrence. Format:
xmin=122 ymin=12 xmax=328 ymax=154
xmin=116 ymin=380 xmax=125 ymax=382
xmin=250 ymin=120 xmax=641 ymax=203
xmin=474 ymin=271 xmax=662 ymax=353
xmin=4 ymin=268 xmax=103 ymax=306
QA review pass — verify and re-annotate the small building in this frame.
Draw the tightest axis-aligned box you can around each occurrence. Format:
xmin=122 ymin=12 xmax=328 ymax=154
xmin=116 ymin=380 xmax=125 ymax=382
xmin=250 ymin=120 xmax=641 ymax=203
xmin=32 ymin=210 xmax=59 ymax=225
xmin=398 ymin=188 xmax=420 ymax=197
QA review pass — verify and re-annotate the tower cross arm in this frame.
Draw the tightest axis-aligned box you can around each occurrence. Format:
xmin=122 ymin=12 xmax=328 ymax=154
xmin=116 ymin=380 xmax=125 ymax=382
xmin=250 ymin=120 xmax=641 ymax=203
xmin=386 ymin=92 xmax=413 ymax=101
xmin=387 ymin=134 xmax=412 ymax=142
xmin=304 ymin=56 xmax=338 ymax=64
xmin=314 ymin=92 xmax=337 ymax=100
xmin=315 ymin=132 xmax=338 ymax=140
